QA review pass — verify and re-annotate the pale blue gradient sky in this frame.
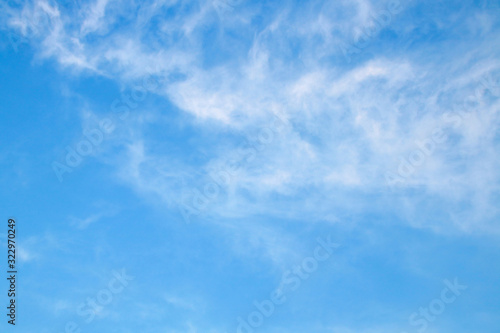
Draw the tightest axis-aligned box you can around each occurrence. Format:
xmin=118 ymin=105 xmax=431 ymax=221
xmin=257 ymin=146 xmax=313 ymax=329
xmin=0 ymin=0 xmax=499 ymax=332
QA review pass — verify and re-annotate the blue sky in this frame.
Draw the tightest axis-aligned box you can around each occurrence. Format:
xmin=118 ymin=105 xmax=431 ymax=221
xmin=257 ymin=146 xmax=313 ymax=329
xmin=0 ymin=0 xmax=500 ymax=332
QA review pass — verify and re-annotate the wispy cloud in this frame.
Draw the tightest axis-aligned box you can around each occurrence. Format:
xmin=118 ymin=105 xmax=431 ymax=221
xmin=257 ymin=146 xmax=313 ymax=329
xmin=2 ymin=1 xmax=499 ymax=330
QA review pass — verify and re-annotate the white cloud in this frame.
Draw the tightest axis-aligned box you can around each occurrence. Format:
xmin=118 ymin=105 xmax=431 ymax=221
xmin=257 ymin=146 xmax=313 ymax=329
xmin=3 ymin=0 xmax=500 ymax=236
xmin=80 ymin=0 xmax=111 ymax=36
